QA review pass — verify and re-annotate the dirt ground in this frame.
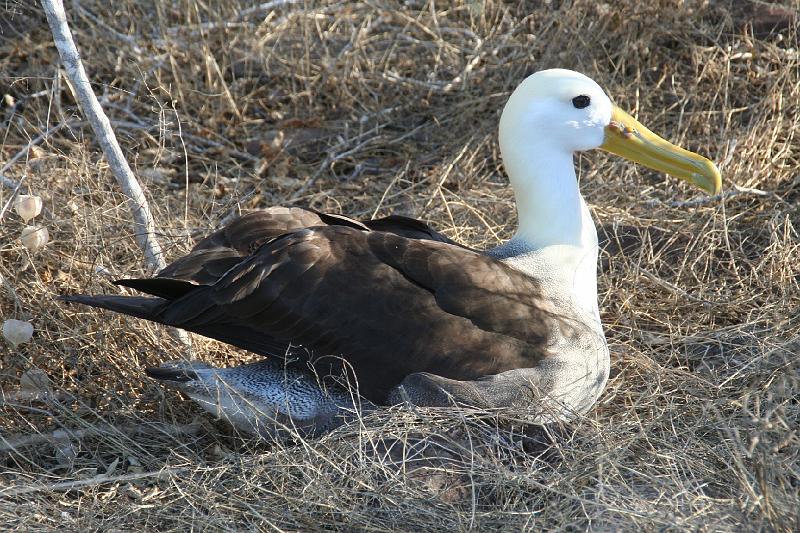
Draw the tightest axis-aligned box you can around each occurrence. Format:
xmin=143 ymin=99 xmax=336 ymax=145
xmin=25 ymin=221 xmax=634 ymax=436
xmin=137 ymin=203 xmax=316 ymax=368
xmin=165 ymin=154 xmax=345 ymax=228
xmin=1 ymin=1 xmax=798 ymax=531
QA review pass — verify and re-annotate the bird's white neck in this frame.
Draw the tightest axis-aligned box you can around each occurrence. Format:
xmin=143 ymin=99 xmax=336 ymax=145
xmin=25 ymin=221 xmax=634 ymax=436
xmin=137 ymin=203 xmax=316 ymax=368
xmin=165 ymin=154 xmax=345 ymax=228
xmin=508 ymin=148 xmax=586 ymax=247
xmin=490 ymin=142 xmax=600 ymax=320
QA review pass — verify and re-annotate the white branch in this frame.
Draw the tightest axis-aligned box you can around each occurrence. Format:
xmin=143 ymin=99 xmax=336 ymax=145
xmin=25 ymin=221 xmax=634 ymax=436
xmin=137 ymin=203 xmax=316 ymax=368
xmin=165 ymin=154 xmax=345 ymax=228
xmin=40 ymin=0 xmax=165 ymax=273
xmin=0 ymin=466 xmax=189 ymax=497
xmin=237 ymin=0 xmax=302 ymax=20
xmin=0 ymin=422 xmax=202 ymax=454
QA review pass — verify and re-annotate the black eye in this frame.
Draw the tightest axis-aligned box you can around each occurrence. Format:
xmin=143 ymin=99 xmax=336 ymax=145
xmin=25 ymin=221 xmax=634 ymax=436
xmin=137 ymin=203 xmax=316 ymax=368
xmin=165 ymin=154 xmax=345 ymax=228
xmin=572 ymin=95 xmax=591 ymax=109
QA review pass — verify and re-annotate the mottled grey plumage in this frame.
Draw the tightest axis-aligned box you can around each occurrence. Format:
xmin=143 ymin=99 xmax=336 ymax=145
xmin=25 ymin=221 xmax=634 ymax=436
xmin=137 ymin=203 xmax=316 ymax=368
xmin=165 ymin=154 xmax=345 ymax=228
xmin=146 ymin=359 xmax=374 ymax=437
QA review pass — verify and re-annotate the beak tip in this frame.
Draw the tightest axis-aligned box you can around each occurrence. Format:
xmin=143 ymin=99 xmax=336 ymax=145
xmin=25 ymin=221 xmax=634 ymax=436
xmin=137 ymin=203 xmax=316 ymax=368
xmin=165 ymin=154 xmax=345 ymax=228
xmin=703 ymin=162 xmax=722 ymax=195
xmin=603 ymin=107 xmax=724 ymax=197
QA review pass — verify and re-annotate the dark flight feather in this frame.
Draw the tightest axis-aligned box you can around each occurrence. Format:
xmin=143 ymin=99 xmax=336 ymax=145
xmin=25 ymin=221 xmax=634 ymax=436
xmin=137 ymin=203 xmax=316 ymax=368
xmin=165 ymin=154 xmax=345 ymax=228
xmin=114 ymin=278 xmax=198 ymax=300
xmin=144 ymin=366 xmax=200 ymax=382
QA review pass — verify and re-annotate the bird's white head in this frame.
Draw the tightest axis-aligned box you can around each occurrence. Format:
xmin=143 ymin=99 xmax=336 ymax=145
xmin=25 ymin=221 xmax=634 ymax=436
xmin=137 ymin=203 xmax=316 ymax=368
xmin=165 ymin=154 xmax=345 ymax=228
xmin=499 ymin=69 xmax=613 ymax=154
xmin=496 ymin=68 xmax=721 ymax=250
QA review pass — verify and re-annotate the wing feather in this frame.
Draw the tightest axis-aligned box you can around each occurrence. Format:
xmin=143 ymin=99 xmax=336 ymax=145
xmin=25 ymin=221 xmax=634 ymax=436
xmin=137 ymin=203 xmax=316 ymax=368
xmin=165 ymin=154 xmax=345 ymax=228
xmin=158 ymin=207 xmax=462 ymax=286
xmin=158 ymin=207 xmax=325 ymax=283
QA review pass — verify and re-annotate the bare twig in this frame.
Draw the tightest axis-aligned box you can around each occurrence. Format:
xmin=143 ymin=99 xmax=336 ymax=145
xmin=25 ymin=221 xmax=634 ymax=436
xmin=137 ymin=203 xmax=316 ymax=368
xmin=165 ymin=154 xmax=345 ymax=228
xmin=237 ymin=0 xmax=302 ymax=20
xmin=0 ymin=390 xmax=73 ymax=404
xmin=289 ymin=126 xmax=386 ymax=201
xmin=73 ymin=3 xmax=143 ymax=54
xmin=40 ymin=0 xmax=166 ymax=273
xmin=0 ymin=422 xmax=202 ymax=454
xmin=158 ymin=0 xmax=302 ymax=40
xmin=635 ymin=266 xmax=723 ymax=306
xmin=0 ymin=467 xmax=189 ymax=498
xmin=645 ymin=183 xmax=776 ymax=208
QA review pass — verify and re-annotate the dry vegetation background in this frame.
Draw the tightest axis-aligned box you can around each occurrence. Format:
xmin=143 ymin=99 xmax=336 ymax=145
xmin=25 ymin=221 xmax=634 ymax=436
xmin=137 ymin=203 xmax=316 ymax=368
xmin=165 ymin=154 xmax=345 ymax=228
xmin=1 ymin=0 xmax=798 ymax=530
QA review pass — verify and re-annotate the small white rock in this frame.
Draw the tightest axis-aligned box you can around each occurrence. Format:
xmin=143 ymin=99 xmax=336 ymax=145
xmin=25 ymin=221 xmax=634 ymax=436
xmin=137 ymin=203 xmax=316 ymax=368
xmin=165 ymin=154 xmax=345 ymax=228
xmin=20 ymin=368 xmax=52 ymax=394
xmin=52 ymin=429 xmax=77 ymax=467
xmin=20 ymin=225 xmax=49 ymax=252
xmin=14 ymin=195 xmax=43 ymax=223
xmin=3 ymin=319 xmax=33 ymax=347
xmin=94 ymin=264 xmax=114 ymax=277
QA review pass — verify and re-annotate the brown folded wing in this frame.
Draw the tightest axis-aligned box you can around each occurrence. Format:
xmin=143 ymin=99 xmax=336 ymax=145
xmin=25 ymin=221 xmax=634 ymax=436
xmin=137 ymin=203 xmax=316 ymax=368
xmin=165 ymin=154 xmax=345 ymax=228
xmin=70 ymin=208 xmax=573 ymax=402
xmin=134 ymin=223 xmax=566 ymax=401
xmin=158 ymin=207 xmax=460 ymax=285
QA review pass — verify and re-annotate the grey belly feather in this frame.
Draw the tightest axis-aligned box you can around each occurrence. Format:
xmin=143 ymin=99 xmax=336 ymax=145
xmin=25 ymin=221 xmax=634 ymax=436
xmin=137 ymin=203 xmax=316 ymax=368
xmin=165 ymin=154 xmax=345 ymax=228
xmin=148 ymin=359 xmax=376 ymax=437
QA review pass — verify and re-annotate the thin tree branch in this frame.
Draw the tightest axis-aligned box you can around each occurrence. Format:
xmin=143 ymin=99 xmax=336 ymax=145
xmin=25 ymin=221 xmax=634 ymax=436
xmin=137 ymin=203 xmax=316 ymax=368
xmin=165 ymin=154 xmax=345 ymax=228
xmin=0 ymin=467 xmax=189 ymax=498
xmin=41 ymin=0 xmax=191 ymax=349
xmin=237 ymin=0 xmax=302 ymax=20
xmin=0 ymin=422 xmax=202 ymax=454
xmin=40 ymin=0 xmax=165 ymax=273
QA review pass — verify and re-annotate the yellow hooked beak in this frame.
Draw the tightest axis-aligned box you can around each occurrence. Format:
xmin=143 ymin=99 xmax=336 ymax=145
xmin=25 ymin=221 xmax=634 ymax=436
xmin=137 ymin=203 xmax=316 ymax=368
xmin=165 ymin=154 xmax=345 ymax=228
xmin=601 ymin=106 xmax=722 ymax=194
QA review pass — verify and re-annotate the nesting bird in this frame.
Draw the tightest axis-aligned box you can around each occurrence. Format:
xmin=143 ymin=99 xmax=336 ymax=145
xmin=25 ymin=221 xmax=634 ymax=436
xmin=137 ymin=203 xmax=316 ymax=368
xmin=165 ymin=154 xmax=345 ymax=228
xmin=64 ymin=69 xmax=720 ymax=436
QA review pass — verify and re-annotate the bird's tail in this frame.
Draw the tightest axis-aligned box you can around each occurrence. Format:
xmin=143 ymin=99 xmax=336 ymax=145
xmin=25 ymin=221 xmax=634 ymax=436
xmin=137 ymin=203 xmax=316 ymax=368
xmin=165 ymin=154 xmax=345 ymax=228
xmin=62 ymin=290 xmax=294 ymax=358
xmin=61 ymin=277 xmax=198 ymax=322
xmin=144 ymin=364 xmax=205 ymax=382
xmin=60 ymin=294 xmax=167 ymax=324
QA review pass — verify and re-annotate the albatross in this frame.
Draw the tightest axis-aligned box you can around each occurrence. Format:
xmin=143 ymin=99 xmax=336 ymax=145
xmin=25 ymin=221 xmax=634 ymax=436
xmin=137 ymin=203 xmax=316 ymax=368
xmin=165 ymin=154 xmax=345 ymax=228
xmin=63 ymin=69 xmax=721 ymax=436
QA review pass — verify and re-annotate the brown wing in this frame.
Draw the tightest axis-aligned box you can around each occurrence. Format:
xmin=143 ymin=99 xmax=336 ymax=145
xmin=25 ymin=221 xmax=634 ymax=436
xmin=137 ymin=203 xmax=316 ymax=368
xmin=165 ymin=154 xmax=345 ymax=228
xmin=363 ymin=214 xmax=462 ymax=246
xmin=133 ymin=226 xmax=573 ymax=402
xmin=159 ymin=207 xmax=325 ymax=284
xmin=158 ymin=208 xmax=462 ymax=285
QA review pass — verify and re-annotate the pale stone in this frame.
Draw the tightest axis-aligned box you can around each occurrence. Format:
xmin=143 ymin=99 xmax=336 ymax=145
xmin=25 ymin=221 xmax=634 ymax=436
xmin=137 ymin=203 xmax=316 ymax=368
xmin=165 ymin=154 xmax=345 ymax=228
xmin=20 ymin=225 xmax=49 ymax=252
xmin=2 ymin=319 xmax=33 ymax=347
xmin=14 ymin=195 xmax=42 ymax=222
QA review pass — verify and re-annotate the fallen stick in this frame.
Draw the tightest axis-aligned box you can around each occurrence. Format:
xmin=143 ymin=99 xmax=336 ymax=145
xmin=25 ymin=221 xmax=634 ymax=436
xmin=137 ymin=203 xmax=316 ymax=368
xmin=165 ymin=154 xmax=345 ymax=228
xmin=40 ymin=0 xmax=165 ymax=273
xmin=0 ymin=467 xmax=189 ymax=498
xmin=41 ymin=0 xmax=192 ymax=347
xmin=0 ymin=422 xmax=202 ymax=454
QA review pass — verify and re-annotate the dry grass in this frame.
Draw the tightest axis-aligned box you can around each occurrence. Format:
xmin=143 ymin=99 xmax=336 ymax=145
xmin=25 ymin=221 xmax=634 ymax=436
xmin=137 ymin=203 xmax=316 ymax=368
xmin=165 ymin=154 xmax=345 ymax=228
xmin=1 ymin=0 xmax=798 ymax=530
